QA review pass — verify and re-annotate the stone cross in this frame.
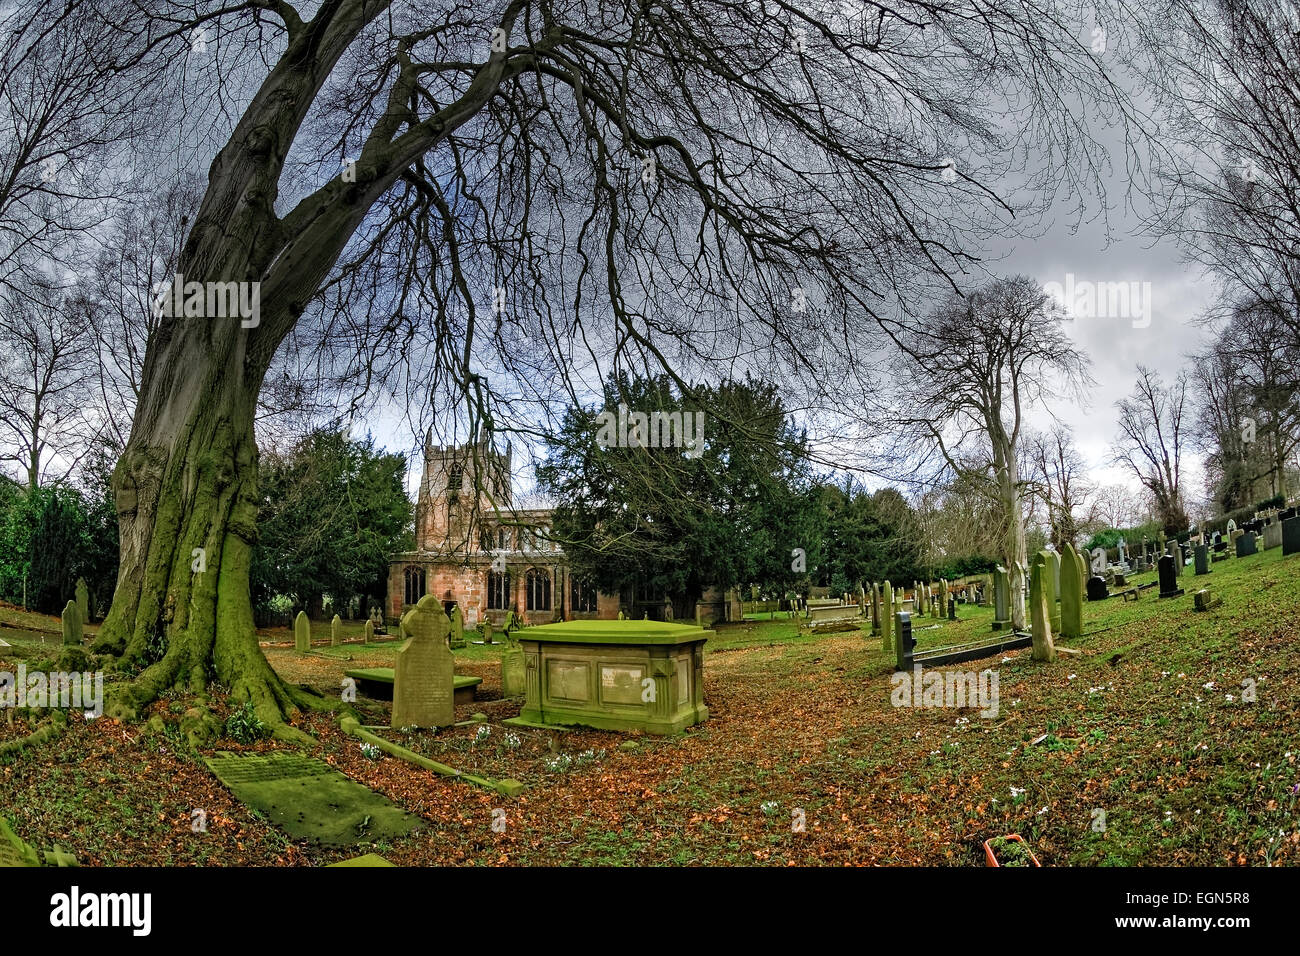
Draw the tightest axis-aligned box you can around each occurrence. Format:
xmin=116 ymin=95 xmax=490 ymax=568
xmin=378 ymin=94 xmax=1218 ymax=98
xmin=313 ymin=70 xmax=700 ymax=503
xmin=391 ymin=595 xmax=456 ymax=729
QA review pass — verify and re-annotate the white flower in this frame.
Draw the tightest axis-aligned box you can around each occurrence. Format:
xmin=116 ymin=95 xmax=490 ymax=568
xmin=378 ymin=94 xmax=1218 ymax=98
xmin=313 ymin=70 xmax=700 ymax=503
xmin=1011 ymin=786 xmax=1026 ymax=798
xmin=1067 ymin=673 xmax=1078 ymax=680
xmin=1202 ymin=682 xmax=1215 ymax=690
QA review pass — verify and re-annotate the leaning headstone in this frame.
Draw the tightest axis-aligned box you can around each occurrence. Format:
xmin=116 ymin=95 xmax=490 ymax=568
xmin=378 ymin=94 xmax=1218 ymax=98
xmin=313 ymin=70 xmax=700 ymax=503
xmin=1282 ymin=516 xmax=1300 ymax=556
xmin=61 ymin=600 xmax=82 ymax=646
xmin=1157 ymin=554 xmax=1184 ymax=599
xmin=1029 ymin=558 xmax=1056 ymax=662
xmin=1194 ymin=544 xmax=1210 ymax=575
xmin=294 ymin=610 xmax=310 ymax=653
xmin=881 ymin=581 xmax=893 ymax=653
xmin=331 ymin=614 xmax=342 ymax=646
xmin=1043 ymin=550 xmax=1060 ymax=633
xmin=1060 ymin=544 xmax=1083 ymax=640
xmin=991 ymin=566 xmax=1011 ymax=631
xmin=364 ymin=619 xmax=375 ymax=643
xmin=1193 ymin=589 xmax=1223 ymax=612
xmin=1236 ymin=531 xmax=1257 ymax=558
xmin=75 ymin=578 xmax=89 ymax=623
xmin=391 ymin=595 xmax=455 ymax=729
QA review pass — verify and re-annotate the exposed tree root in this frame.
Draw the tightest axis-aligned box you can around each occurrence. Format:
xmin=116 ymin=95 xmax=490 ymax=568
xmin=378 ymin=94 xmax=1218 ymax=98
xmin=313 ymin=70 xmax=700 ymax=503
xmin=0 ymin=711 xmax=67 ymax=762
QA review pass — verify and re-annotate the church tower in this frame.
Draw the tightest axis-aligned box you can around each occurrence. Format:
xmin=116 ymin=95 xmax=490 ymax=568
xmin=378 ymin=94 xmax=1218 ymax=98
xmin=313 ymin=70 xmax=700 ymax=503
xmin=414 ymin=428 xmax=512 ymax=552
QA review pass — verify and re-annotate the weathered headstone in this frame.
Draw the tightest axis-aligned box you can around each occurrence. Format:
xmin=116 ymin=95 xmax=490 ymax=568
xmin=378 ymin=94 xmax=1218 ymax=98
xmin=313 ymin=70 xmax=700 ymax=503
xmin=947 ymin=596 xmax=956 ymax=621
xmin=391 ymin=595 xmax=455 ymax=729
xmin=294 ymin=610 xmax=310 ymax=652
xmin=501 ymin=643 xmax=526 ymax=697
xmin=1090 ymin=547 xmax=1107 ymax=575
xmin=75 ymin=578 xmax=89 ymax=624
xmin=1263 ymin=521 xmax=1283 ymax=550
xmin=1236 ymin=531 xmax=1258 ymax=558
xmin=1193 ymin=589 xmax=1222 ymax=612
xmin=991 ymin=566 xmax=1011 ymax=631
xmin=1194 ymin=544 xmax=1210 ymax=575
xmin=449 ymin=605 xmax=467 ymax=649
xmin=364 ymin=619 xmax=375 ymax=643
xmin=1029 ymin=557 xmax=1056 ymax=662
xmin=870 ymin=583 xmax=881 ymax=636
xmin=1043 ymin=550 xmax=1061 ymax=633
xmin=1060 ymin=544 xmax=1083 ymax=640
xmin=331 ymin=614 xmax=342 ymax=646
xmin=1282 ymin=516 xmax=1300 ymax=556
xmin=61 ymin=600 xmax=81 ymax=646
xmin=881 ymin=581 xmax=893 ymax=653
xmin=1157 ymin=555 xmax=1184 ymax=599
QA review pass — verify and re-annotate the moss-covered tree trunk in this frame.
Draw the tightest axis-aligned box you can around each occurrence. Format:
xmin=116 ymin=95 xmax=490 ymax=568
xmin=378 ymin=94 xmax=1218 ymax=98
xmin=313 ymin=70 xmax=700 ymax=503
xmin=89 ymin=321 xmax=314 ymax=739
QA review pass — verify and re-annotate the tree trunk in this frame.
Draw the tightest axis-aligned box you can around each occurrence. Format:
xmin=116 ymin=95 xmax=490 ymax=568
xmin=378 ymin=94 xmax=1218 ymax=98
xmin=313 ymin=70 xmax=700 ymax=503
xmin=89 ymin=324 xmax=315 ymax=742
xmin=994 ymin=443 xmax=1029 ymax=631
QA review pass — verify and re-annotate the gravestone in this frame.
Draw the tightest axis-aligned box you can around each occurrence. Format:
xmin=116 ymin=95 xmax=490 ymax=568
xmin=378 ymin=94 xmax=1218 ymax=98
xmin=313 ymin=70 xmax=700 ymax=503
xmin=364 ymin=619 xmax=374 ymax=643
xmin=1090 ymin=547 xmax=1107 ymax=576
xmin=1043 ymin=550 xmax=1061 ymax=633
xmin=1086 ymin=575 xmax=1109 ymax=602
xmin=881 ymin=581 xmax=893 ymax=653
xmin=1029 ymin=558 xmax=1056 ymax=662
xmin=1283 ymin=516 xmax=1300 ymax=556
xmin=61 ymin=600 xmax=81 ymax=646
xmin=369 ymin=605 xmax=383 ymax=627
xmin=1060 ymin=544 xmax=1083 ymax=640
xmin=1263 ymin=521 xmax=1283 ymax=550
xmin=1157 ymin=555 xmax=1184 ymax=599
xmin=992 ymin=566 xmax=1011 ymax=631
xmin=501 ymin=643 xmax=526 ymax=697
xmin=1193 ymin=589 xmax=1222 ymax=612
xmin=482 ymin=620 xmax=494 ymax=645
xmin=331 ymin=614 xmax=342 ymax=646
xmin=1236 ymin=532 xmax=1257 ymax=558
xmin=870 ymin=583 xmax=881 ymax=636
xmin=294 ymin=610 xmax=310 ymax=653
xmin=1226 ymin=519 xmax=1237 ymax=535
xmin=893 ymin=611 xmax=914 ymax=671
xmin=1194 ymin=544 xmax=1210 ymax=575
xmin=391 ymin=595 xmax=455 ymax=729
xmin=75 ymin=578 xmax=89 ymax=623
xmin=947 ymin=596 xmax=956 ymax=621
xmin=449 ymin=605 xmax=467 ymax=649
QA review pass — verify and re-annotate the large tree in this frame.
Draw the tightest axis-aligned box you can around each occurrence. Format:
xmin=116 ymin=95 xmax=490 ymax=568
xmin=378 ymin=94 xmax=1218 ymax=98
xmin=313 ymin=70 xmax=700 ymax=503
xmin=886 ymin=275 xmax=1092 ymax=648
xmin=3 ymin=0 xmax=1126 ymax=735
xmin=537 ymin=373 xmax=813 ymax=615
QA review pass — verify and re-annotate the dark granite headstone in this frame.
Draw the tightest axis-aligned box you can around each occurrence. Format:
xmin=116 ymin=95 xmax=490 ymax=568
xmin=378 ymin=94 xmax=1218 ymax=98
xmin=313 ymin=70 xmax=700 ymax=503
xmin=1194 ymin=545 xmax=1210 ymax=575
xmin=1086 ymin=575 xmax=1109 ymax=601
xmin=947 ymin=597 xmax=956 ymax=621
xmin=1158 ymin=555 xmax=1184 ymax=599
xmin=1236 ymin=532 xmax=1257 ymax=558
xmin=894 ymin=611 xmax=915 ymax=671
xmin=1283 ymin=516 xmax=1300 ymax=556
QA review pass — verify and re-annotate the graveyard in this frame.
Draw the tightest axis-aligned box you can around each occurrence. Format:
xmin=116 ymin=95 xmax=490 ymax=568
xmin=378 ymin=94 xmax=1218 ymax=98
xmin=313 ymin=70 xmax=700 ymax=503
xmin=3 ymin=535 xmax=1298 ymax=866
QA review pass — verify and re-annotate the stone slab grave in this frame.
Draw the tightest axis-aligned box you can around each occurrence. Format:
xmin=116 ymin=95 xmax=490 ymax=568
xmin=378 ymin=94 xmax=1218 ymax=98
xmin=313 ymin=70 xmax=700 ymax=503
xmin=894 ymin=609 xmax=1031 ymax=671
xmin=344 ymin=667 xmax=481 ymax=705
xmin=204 ymin=752 xmax=423 ymax=847
xmin=804 ymin=602 xmax=862 ymax=633
xmin=1284 ymin=516 xmax=1300 ymax=556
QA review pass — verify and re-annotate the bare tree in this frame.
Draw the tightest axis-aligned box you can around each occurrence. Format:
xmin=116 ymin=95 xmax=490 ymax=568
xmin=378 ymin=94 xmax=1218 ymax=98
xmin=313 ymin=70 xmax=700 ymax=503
xmin=1085 ymin=481 xmax=1150 ymax=531
xmin=0 ymin=0 xmax=1130 ymax=733
xmin=1112 ymin=365 xmax=1190 ymax=533
xmin=1023 ymin=424 xmax=1094 ymax=549
xmin=0 ymin=277 xmax=97 ymax=487
xmin=887 ymin=275 xmax=1093 ymax=649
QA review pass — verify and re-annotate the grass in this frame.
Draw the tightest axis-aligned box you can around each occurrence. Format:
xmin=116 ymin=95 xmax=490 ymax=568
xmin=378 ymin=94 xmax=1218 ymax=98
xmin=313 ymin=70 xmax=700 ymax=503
xmin=1 ymin=545 xmax=1298 ymax=866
